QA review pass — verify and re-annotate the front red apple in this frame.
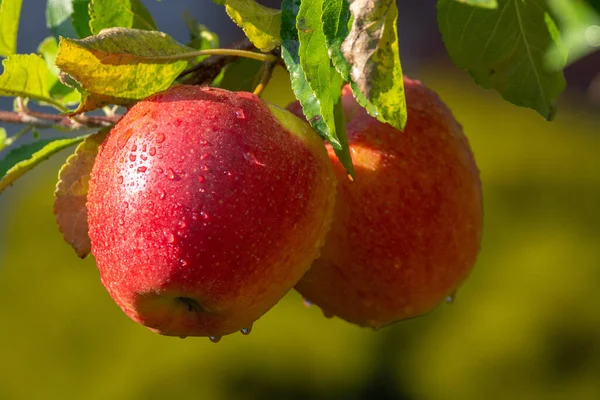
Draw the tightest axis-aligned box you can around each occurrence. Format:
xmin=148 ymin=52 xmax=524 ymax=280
xmin=87 ymin=86 xmax=336 ymax=339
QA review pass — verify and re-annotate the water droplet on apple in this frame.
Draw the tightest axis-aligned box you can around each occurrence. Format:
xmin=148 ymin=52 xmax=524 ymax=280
xmin=137 ymin=166 xmax=147 ymax=173
xmin=118 ymin=218 xmax=124 ymax=226
xmin=180 ymin=259 xmax=188 ymax=267
xmin=167 ymin=168 xmax=176 ymax=180
xmin=140 ymin=154 xmax=147 ymax=161
xmin=200 ymin=153 xmax=210 ymax=160
xmin=209 ymin=336 xmax=221 ymax=343
xmin=178 ymin=220 xmax=187 ymax=229
xmin=117 ymin=175 xmax=124 ymax=184
xmin=199 ymin=139 xmax=209 ymax=145
xmin=142 ymin=144 xmax=147 ymax=152
xmin=240 ymin=326 xmax=252 ymax=335
xmin=131 ymin=144 xmax=137 ymax=151
xmin=200 ymin=211 xmax=209 ymax=220
xmin=303 ymin=298 xmax=313 ymax=308
xmin=149 ymin=147 xmax=157 ymax=156
xmin=235 ymin=109 xmax=246 ymax=119
xmin=243 ymin=152 xmax=265 ymax=167
xmin=446 ymin=291 xmax=457 ymax=304
xmin=166 ymin=231 xmax=176 ymax=244
xmin=129 ymin=154 xmax=136 ymax=162
xmin=156 ymin=133 xmax=166 ymax=143
xmin=198 ymin=175 xmax=205 ymax=183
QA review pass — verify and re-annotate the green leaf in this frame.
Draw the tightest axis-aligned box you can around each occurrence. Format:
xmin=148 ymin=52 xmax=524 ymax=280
xmin=0 ymin=127 xmax=6 ymax=151
xmin=325 ymin=0 xmax=407 ymax=130
xmin=46 ymin=0 xmax=78 ymax=39
xmin=451 ymin=0 xmax=498 ymax=9
xmin=0 ymin=54 xmax=57 ymax=105
xmin=438 ymin=0 xmax=566 ymax=120
xmin=38 ymin=37 xmax=81 ymax=105
xmin=0 ymin=0 xmax=23 ymax=57
xmin=54 ymin=129 xmax=108 ymax=258
xmin=183 ymin=11 xmax=219 ymax=50
xmin=89 ymin=0 xmax=158 ymax=34
xmin=545 ymin=0 xmax=600 ymax=70
xmin=281 ymin=0 xmax=353 ymax=176
xmin=0 ymin=135 xmax=86 ymax=194
xmin=56 ymin=28 xmax=195 ymax=107
xmin=221 ymin=0 xmax=281 ymax=52
xmin=218 ymin=58 xmax=263 ymax=92
xmin=72 ymin=0 xmax=93 ymax=38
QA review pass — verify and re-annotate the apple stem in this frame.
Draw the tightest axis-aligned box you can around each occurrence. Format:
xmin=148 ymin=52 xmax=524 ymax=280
xmin=153 ymin=49 xmax=278 ymax=64
xmin=253 ymin=60 xmax=276 ymax=98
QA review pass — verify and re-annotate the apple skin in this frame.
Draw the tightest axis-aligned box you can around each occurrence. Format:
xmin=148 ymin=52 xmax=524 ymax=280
xmin=288 ymin=79 xmax=483 ymax=329
xmin=87 ymin=85 xmax=336 ymax=338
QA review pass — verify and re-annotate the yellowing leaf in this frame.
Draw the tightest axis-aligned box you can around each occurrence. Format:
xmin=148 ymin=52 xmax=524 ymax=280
xmin=89 ymin=0 xmax=158 ymax=34
xmin=38 ymin=37 xmax=81 ymax=105
xmin=0 ymin=136 xmax=86 ymax=195
xmin=54 ymin=129 xmax=108 ymax=258
xmin=0 ymin=54 xmax=56 ymax=105
xmin=223 ymin=0 xmax=281 ymax=52
xmin=56 ymin=28 xmax=195 ymax=104
xmin=0 ymin=0 xmax=23 ymax=57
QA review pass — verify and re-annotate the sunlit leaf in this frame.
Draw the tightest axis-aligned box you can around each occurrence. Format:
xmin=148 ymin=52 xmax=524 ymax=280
xmin=325 ymin=0 xmax=407 ymax=130
xmin=0 ymin=54 xmax=55 ymax=105
xmin=0 ymin=0 xmax=23 ymax=57
xmin=38 ymin=37 xmax=81 ymax=105
xmin=438 ymin=0 xmax=566 ymax=120
xmin=56 ymin=28 xmax=195 ymax=106
xmin=281 ymin=0 xmax=353 ymax=176
xmin=89 ymin=0 xmax=158 ymax=34
xmin=221 ymin=0 xmax=281 ymax=52
xmin=54 ymin=129 xmax=108 ymax=258
xmin=0 ymin=135 xmax=86 ymax=194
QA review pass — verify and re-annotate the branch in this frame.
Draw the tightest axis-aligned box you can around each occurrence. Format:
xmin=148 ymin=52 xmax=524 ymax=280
xmin=0 ymin=110 xmax=121 ymax=130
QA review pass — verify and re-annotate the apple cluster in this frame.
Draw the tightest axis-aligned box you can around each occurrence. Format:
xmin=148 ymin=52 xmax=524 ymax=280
xmin=87 ymin=78 xmax=482 ymax=341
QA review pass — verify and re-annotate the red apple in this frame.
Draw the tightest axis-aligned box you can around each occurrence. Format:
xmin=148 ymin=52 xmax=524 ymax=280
xmin=288 ymin=79 xmax=483 ymax=329
xmin=87 ymin=85 xmax=336 ymax=339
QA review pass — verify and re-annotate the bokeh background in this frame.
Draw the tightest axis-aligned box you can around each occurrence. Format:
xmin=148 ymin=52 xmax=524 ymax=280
xmin=1 ymin=1 xmax=600 ymax=399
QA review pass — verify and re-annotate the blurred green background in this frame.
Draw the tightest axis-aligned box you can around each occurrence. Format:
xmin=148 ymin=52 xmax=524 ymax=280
xmin=2 ymin=1 xmax=600 ymax=399
xmin=1 ymin=65 xmax=599 ymax=399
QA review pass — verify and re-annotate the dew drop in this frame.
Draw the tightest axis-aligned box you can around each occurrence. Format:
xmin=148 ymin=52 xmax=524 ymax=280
xmin=118 ymin=218 xmax=124 ymax=226
xmin=159 ymin=190 xmax=166 ymax=199
xmin=200 ymin=153 xmax=210 ymax=160
xmin=140 ymin=154 xmax=147 ymax=161
xmin=156 ymin=133 xmax=166 ymax=143
xmin=122 ymin=201 xmax=129 ymax=208
xmin=199 ymin=139 xmax=209 ymax=146
xmin=198 ymin=175 xmax=205 ymax=183
xmin=243 ymin=152 xmax=265 ymax=166
xmin=137 ymin=166 xmax=147 ymax=173
xmin=303 ymin=298 xmax=313 ymax=308
xmin=240 ymin=326 xmax=252 ymax=335
xmin=149 ymin=147 xmax=157 ymax=156
xmin=209 ymin=336 xmax=221 ymax=343
xmin=166 ymin=231 xmax=176 ymax=244
xmin=178 ymin=220 xmax=187 ymax=229
xmin=235 ymin=109 xmax=246 ymax=119
xmin=167 ymin=168 xmax=176 ymax=180
xmin=200 ymin=211 xmax=209 ymax=220
xmin=129 ymin=154 xmax=136 ymax=162
xmin=131 ymin=144 xmax=137 ymax=151
xmin=117 ymin=175 xmax=124 ymax=184
xmin=180 ymin=259 xmax=188 ymax=267
xmin=157 ymin=167 xmax=164 ymax=174
xmin=142 ymin=144 xmax=147 ymax=152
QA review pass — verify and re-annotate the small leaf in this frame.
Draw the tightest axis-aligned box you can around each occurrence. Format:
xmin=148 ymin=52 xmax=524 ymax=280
xmin=339 ymin=0 xmax=406 ymax=130
xmin=0 ymin=127 xmax=7 ymax=151
xmin=46 ymin=0 xmax=78 ymax=39
xmin=281 ymin=0 xmax=353 ymax=176
xmin=56 ymin=28 xmax=195 ymax=107
xmin=222 ymin=0 xmax=281 ymax=52
xmin=0 ymin=135 xmax=86 ymax=194
xmin=72 ymin=0 xmax=93 ymax=38
xmin=89 ymin=0 xmax=158 ymax=35
xmin=438 ymin=0 xmax=566 ymax=120
xmin=218 ymin=58 xmax=263 ymax=92
xmin=451 ymin=0 xmax=498 ymax=9
xmin=38 ymin=37 xmax=81 ymax=105
xmin=0 ymin=0 xmax=23 ymax=57
xmin=183 ymin=11 xmax=219 ymax=50
xmin=0 ymin=54 xmax=56 ymax=105
xmin=54 ymin=129 xmax=108 ymax=258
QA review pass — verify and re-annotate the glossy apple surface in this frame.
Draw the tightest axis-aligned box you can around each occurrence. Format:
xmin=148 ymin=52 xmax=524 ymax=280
xmin=88 ymin=85 xmax=336 ymax=338
xmin=289 ymin=79 xmax=483 ymax=328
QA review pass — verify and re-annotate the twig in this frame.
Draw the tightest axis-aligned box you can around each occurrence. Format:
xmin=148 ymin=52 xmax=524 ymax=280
xmin=0 ymin=110 xmax=121 ymax=130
